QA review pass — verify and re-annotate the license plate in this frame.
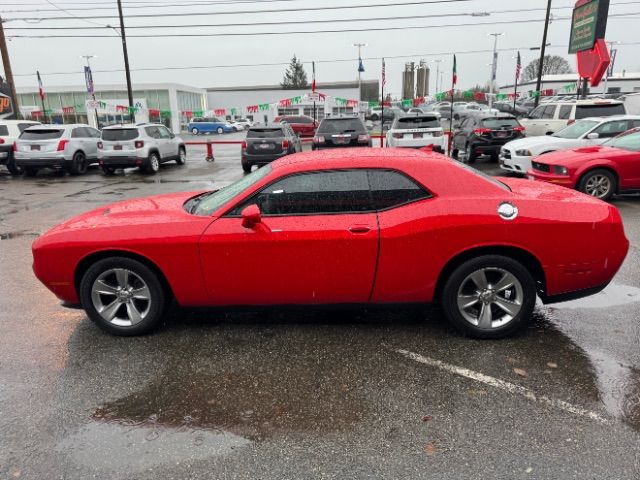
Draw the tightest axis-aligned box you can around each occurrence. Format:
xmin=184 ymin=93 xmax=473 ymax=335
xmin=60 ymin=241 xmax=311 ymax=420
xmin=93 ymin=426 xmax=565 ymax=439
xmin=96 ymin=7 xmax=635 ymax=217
xmin=30 ymin=145 xmax=40 ymax=151
xmin=413 ymin=133 xmax=423 ymax=139
xmin=258 ymin=143 xmax=273 ymax=149
xmin=114 ymin=145 xmax=122 ymax=150
xmin=335 ymin=137 xmax=349 ymax=144
xmin=495 ymin=132 xmax=508 ymax=138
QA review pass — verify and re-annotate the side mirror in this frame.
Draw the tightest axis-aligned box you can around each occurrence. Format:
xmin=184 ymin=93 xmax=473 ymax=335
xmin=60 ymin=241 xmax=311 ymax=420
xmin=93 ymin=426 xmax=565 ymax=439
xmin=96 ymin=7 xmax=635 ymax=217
xmin=545 ymin=131 xmax=553 ymax=135
xmin=586 ymin=132 xmax=599 ymax=139
xmin=241 ymin=204 xmax=261 ymax=228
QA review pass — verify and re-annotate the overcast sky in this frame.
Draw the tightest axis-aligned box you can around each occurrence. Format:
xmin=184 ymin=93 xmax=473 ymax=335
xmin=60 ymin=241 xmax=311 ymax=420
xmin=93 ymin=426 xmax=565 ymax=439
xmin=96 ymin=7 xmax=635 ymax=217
xmin=2 ymin=0 xmax=640 ymax=98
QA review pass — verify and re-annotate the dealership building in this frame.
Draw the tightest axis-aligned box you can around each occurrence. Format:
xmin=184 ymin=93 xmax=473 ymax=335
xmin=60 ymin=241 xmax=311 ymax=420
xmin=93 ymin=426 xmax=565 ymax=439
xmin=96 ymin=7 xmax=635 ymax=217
xmin=15 ymin=82 xmax=207 ymax=133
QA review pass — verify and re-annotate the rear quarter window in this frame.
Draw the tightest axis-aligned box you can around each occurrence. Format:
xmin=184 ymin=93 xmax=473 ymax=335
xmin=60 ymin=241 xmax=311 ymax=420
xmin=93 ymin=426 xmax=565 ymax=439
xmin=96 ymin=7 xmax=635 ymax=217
xmin=102 ymin=129 xmax=139 ymax=141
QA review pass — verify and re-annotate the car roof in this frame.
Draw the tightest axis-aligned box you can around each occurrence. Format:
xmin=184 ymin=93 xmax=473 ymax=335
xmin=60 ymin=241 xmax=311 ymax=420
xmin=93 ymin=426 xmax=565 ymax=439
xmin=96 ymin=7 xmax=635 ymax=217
xmin=23 ymin=123 xmax=88 ymax=129
xmin=319 ymin=116 xmax=361 ymax=121
xmin=0 ymin=120 xmax=40 ymax=125
xmin=102 ymin=123 xmax=139 ymax=129
xmin=249 ymin=124 xmax=284 ymax=129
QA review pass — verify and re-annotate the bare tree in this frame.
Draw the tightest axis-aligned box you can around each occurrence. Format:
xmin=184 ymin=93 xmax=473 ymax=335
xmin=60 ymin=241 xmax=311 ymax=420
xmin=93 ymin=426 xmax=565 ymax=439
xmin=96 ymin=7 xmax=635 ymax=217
xmin=522 ymin=55 xmax=572 ymax=82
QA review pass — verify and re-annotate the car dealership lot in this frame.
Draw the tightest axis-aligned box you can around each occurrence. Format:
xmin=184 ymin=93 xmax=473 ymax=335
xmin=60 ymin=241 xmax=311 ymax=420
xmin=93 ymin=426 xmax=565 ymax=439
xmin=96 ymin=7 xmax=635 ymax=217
xmin=1 ymin=147 xmax=639 ymax=478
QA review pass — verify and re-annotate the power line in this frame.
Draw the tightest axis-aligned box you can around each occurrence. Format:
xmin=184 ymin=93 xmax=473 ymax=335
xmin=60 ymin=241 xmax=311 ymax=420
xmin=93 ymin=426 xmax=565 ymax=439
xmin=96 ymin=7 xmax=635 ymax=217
xmin=7 ymin=14 xmax=639 ymax=38
xmin=13 ymin=41 xmax=640 ymax=78
xmin=3 ymin=0 xmax=475 ymax=21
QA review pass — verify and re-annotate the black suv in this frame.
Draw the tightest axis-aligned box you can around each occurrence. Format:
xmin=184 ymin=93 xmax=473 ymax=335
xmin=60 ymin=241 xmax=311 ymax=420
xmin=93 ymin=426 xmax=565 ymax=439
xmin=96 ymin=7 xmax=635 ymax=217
xmin=451 ymin=114 xmax=525 ymax=163
xmin=241 ymin=124 xmax=302 ymax=173
xmin=312 ymin=116 xmax=371 ymax=150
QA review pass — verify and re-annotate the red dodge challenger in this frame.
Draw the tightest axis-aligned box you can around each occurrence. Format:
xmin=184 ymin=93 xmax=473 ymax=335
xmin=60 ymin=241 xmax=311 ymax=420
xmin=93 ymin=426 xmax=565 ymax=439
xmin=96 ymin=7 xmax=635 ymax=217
xmin=32 ymin=149 xmax=629 ymax=339
xmin=527 ymin=128 xmax=640 ymax=201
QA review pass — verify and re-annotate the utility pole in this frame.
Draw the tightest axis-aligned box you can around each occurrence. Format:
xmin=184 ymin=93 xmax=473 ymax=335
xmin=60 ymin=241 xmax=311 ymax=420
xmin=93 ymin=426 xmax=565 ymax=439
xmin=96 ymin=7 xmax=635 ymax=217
xmin=488 ymin=32 xmax=504 ymax=109
xmin=534 ymin=0 xmax=553 ymax=108
xmin=0 ymin=16 xmax=19 ymax=118
xmin=353 ymin=43 xmax=366 ymax=115
xmin=116 ymin=0 xmax=134 ymax=110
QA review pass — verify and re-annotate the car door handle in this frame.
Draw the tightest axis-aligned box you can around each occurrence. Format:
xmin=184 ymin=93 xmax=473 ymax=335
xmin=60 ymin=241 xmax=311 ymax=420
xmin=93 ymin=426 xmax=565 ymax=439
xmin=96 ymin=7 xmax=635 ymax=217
xmin=348 ymin=225 xmax=372 ymax=234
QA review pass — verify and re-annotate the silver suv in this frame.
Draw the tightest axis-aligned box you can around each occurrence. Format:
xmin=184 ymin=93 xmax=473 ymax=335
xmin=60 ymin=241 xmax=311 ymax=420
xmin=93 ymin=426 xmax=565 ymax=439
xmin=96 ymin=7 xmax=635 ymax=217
xmin=98 ymin=123 xmax=186 ymax=175
xmin=14 ymin=123 xmax=100 ymax=176
xmin=0 ymin=120 xmax=41 ymax=175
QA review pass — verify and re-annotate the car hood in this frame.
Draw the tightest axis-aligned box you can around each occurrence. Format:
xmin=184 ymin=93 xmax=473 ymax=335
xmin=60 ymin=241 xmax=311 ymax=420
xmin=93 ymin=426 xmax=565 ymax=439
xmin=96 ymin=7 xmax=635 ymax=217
xmin=504 ymin=136 xmax=572 ymax=152
xmin=533 ymin=145 xmax=624 ymax=166
xmin=41 ymin=191 xmax=205 ymax=236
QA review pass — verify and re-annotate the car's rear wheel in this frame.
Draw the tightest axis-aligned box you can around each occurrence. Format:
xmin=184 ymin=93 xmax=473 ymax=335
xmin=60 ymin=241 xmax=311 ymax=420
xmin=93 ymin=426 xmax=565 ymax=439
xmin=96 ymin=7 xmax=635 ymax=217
xmin=371 ymin=114 xmax=379 ymax=121
xmin=102 ymin=166 xmax=116 ymax=175
xmin=176 ymin=147 xmax=186 ymax=165
xmin=6 ymin=158 xmax=23 ymax=176
xmin=578 ymin=169 xmax=616 ymax=201
xmin=68 ymin=151 xmax=88 ymax=175
xmin=146 ymin=152 xmax=160 ymax=174
xmin=79 ymin=257 xmax=167 ymax=336
xmin=242 ymin=163 xmax=252 ymax=173
xmin=441 ymin=255 xmax=536 ymax=339
xmin=217 ymin=127 xmax=224 ymax=134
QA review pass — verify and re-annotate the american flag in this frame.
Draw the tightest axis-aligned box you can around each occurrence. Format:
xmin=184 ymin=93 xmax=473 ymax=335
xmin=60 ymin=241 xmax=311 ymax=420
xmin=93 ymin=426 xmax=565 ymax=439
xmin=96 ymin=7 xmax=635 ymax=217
xmin=515 ymin=51 xmax=522 ymax=81
xmin=381 ymin=58 xmax=386 ymax=87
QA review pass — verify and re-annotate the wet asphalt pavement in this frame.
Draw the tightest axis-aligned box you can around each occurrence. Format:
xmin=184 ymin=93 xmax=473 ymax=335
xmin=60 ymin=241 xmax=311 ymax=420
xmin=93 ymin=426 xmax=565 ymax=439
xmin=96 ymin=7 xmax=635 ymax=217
xmin=1 ymin=132 xmax=639 ymax=479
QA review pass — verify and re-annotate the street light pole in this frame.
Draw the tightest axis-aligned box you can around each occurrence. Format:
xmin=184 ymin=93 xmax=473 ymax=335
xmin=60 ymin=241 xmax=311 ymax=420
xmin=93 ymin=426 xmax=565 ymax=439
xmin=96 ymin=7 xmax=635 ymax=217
xmin=116 ymin=0 xmax=134 ymax=111
xmin=488 ymin=32 xmax=504 ymax=109
xmin=534 ymin=0 xmax=553 ymax=108
xmin=353 ymin=43 xmax=366 ymax=113
xmin=434 ymin=59 xmax=441 ymax=93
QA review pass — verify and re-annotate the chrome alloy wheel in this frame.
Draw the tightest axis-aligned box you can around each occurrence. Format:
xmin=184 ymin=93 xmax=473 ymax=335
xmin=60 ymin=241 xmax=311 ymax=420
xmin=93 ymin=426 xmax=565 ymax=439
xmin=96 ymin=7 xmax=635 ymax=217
xmin=584 ymin=174 xmax=612 ymax=199
xmin=456 ymin=267 xmax=523 ymax=329
xmin=91 ymin=268 xmax=151 ymax=327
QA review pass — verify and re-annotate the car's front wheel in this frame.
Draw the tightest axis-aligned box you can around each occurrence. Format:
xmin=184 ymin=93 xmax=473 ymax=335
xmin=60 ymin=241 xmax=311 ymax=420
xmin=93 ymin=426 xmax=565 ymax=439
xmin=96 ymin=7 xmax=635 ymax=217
xmin=79 ymin=257 xmax=167 ymax=335
xmin=441 ymin=255 xmax=537 ymax=339
xmin=176 ymin=147 xmax=186 ymax=165
xmin=217 ymin=127 xmax=224 ymax=134
xmin=578 ymin=169 xmax=616 ymax=201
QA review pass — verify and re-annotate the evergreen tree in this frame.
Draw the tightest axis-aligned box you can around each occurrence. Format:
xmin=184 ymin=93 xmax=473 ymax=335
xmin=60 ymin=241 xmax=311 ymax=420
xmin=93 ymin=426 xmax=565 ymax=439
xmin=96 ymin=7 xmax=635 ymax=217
xmin=281 ymin=55 xmax=308 ymax=89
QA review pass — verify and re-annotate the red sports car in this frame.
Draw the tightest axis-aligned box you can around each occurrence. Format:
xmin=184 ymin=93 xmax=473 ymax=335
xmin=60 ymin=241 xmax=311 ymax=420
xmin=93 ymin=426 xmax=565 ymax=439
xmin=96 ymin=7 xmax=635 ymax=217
xmin=527 ymin=128 xmax=640 ymax=200
xmin=32 ymin=149 xmax=628 ymax=339
xmin=274 ymin=115 xmax=318 ymax=137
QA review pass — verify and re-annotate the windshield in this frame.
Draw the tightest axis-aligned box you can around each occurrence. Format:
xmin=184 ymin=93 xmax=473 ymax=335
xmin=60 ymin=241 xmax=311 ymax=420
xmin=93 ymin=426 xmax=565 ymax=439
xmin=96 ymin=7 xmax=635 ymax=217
xmin=604 ymin=130 xmax=640 ymax=152
xmin=20 ymin=129 xmax=63 ymax=140
xmin=247 ymin=128 xmax=284 ymax=138
xmin=102 ymin=129 xmax=139 ymax=141
xmin=480 ymin=118 xmax=520 ymax=129
xmin=192 ymin=165 xmax=272 ymax=216
xmin=393 ymin=116 xmax=440 ymax=129
xmin=317 ymin=118 xmax=365 ymax=134
xmin=552 ymin=120 xmax=599 ymax=139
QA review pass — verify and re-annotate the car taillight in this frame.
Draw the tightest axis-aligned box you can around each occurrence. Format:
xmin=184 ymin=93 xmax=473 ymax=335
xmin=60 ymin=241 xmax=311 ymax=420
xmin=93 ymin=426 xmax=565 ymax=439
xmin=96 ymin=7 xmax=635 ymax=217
xmin=282 ymin=139 xmax=289 ymax=149
xmin=0 ymin=138 xmax=4 ymax=144
xmin=358 ymin=134 xmax=370 ymax=143
xmin=392 ymin=132 xmax=403 ymax=139
xmin=241 ymin=140 xmax=247 ymax=150
xmin=57 ymin=139 xmax=69 ymax=151
xmin=473 ymin=128 xmax=491 ymax=136
xmin=313 ymin=136 xmax=325 ymax=144
xmin=513 ymin=126 xmax=525 ymax=132
xmin=134 ymin=140 xmax=144 ymax=149
xmin=12 ymin=141 xmax=17 ymax=152
xmin=97 ymin=141 xmax=103 ymax=149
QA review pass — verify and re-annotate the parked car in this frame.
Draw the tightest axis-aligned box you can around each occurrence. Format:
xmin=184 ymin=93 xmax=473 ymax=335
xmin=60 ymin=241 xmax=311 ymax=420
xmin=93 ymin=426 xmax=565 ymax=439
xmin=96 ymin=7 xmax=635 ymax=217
xmin=274 ymin=115 xmax=318 ymax=137
xmin=232 ymin=118 xmax=253 ymax=130
xmin=453 ymin=103 xmax=500 ymax=121
xmin=31 ymin=148 xmax=628 ymax=339
xmin=386 ymin=113 xmax=445 ymax=151
xmin=368 ymin=106 xmax=403 ymax=122
xmin=0 ymin=119 xmax=40 ymax=175
xmin=500 ymin=116 xmax=640 ymax=174
xmin=527 ymin=127 xmax=640 ymax=200
xmin=188 ymin=117 xmax=234 ymax=135
xmin=519 ymin=99 xmax=626 ymax=136
xmin=14 ymin=124 xmax=101 ymax=177
xmin=98 ymin=123 xmax=185 ymax=175
xmin=451 ymin=114 xmax=525 ymax=163
xmin=241 ymin=123 xmax=302 ymax=173
xmin=312 ymin=116 xmax=371 ymax=150
xmin=493 ymin=101 xmax=529 ymax=117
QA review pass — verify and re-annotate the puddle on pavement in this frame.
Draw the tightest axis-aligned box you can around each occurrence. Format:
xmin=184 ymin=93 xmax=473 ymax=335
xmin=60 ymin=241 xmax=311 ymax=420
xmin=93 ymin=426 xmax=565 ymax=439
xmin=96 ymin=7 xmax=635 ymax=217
xmin=58 ymin=421 xmax=250 ymax=472
xmin=0 ymin=231 xmax=39 ymax=240
xmin=548 ymin=283 xmax=640 ymax=310
xmin=90 ymin=365 xmax=365 ymax=442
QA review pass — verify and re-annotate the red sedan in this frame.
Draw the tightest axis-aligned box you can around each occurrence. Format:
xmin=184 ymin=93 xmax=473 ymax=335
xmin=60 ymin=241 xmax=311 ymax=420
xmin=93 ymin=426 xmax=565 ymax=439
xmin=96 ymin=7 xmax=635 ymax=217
xmin=32 ymin=149 xmax=628 ymax=338
xmin=274 ymin=115 xmax=318 ymax=137
xmin=527 ymin=128 xmax=640 ymax=200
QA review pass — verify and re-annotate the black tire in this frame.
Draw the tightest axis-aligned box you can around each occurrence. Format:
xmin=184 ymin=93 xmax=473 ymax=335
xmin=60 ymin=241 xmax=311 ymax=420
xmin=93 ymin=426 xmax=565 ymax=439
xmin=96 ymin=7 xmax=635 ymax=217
xmin=79 ymin=256 xmax=168 ymax=336
xmin=441 ymin=255 xmax=537 ymax=339
xmin=68 ymin=151 xmax=88 ymax=175
xmin=145 ymin=152 xmax=160 ymax=174
xmin=102 ymin=166 xmax=116 ymax=175
xmin=451 ymin=148 xmax=459 ymax=160
xmin=577 ymin=168 xmax=616 ymax=201
xmin=466 ymin=143 xmax=477 ymax=164
xmin=242 ymin=163 xmax=252 ymax=173
xmin=24 ymin=166 xmax=38 ymax=177
xmin=371 ymin=114 xmax=379 ymax=121
xmin=6 ymin=158 xmax=23 ymax=176
xmin=490 ymin=152 xmax=499 ymax=162
xmin=176 ymin=147 xmax=186 ymax=165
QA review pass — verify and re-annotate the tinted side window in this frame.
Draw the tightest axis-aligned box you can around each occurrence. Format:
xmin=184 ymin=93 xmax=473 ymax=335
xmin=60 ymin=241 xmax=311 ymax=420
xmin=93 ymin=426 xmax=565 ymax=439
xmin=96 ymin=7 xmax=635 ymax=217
xmin=145 ymin=126 xmax=160 ymax=138
xmin=158 ymin=126 xmax=172 ymax=139
xmin=529 ymin=106 xmax=544 ymax=119
xmin=558 ymin=105 xmax=573 ymax=120
xmin=71 ymin=127 xmax=88 ymax=138
xmin=593 ymin=120 xmax=632 ymax=138
xmin=368 ymin=170 xmax=431 ymax=210
xmin=541 ymin=105 xmax=557 ymax=119
xmin=0 ymin=125 xmax=10 ymax=136
xmin=234 ymin=170 xmax=372 ymax=216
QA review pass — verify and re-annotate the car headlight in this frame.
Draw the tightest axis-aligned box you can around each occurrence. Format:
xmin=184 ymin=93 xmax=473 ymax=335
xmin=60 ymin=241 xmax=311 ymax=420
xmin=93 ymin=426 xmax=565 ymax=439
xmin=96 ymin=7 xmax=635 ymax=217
xmin=553 ymin=165 xmax=568 ymax=175
xmin=515 ymin=149 xmax=532 ymax=156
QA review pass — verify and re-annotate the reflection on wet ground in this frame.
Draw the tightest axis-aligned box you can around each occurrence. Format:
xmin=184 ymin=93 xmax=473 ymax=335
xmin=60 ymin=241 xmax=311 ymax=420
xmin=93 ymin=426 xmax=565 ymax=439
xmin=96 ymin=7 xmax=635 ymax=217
xmin=549 ymin=283 xmax=640 ymax=310
xmin=0 ymin=230 xmax=39 ymax=241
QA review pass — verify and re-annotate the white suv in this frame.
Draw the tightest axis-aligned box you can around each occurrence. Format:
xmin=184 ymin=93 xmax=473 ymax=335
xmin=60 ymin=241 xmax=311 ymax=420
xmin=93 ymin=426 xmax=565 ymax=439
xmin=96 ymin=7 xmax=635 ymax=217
xmin=519 ymin=99 xmax=626 ymax=136
xmin=500 ymin=115 xmax=640 ymax=174
xmin=386 ymin=113 xmax=445 ymax=151
xmin=98 ymin=123 xmax=186 ymax=175
xmin=0 ymin=120 xmax=41 ymax=175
